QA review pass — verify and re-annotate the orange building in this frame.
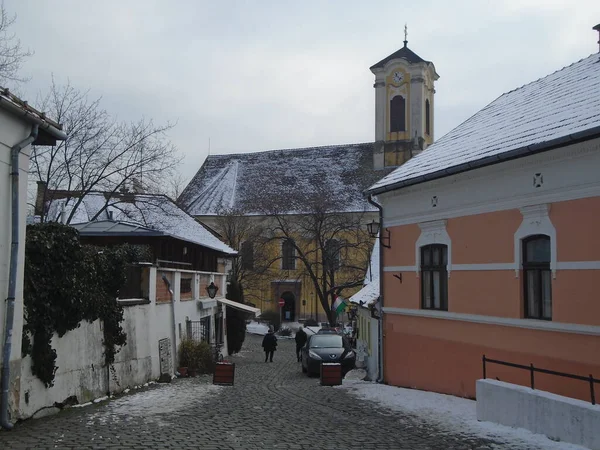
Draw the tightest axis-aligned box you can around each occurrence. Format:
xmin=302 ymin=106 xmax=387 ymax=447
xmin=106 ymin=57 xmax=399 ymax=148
xmin=366 ymin=52 xmax=600 ymax=402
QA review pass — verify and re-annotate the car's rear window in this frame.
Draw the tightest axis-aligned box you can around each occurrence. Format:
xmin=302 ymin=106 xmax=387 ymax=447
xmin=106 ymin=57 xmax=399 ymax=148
xmin=310 ymin=335 xmax=343 ymax=348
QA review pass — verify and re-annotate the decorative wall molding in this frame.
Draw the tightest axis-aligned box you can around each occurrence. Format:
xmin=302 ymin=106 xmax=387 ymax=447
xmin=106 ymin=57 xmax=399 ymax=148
xmin=415 ymin=220 xmax=451 ymax=276
xmin=384 ymin=266 xmax=417 ymax=272
xmin=381 ymin=307 xmax=600 ymax=336
xmin=452 ymin=263 xmax=514 ymax=271
xmin=556 ymin=261 xmax=600 ymax=270
xmin=384 ymin=262 xmax=600 ymax=273
xmin=381 ymin=138 xmax=600 ymax=228
xmin=514 ymin=204 xmax=556 ymax=278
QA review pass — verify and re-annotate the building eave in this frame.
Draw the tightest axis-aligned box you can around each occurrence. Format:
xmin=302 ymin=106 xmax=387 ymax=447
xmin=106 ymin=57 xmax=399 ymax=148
xmin=366 ymin=126 xmax=600 ymax=196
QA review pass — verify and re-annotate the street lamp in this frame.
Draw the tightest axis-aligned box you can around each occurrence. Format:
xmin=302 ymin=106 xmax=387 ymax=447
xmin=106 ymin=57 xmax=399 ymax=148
xmin=366 ymin=220 xmax=391 ymax=248
xmin=206 ymin=282 xmax=219 ymax=299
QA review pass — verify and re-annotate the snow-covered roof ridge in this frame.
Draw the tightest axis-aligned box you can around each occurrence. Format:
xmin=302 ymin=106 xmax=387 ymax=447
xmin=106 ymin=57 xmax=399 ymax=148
xmin=46 ymin=192 xmax=236 ymax=255
xmin=180 ymin=142 xmax=394 ymax=216
xmin=368 ymin=53 xmax=600 ymax=194
xmin=207 ymin=142 xmax=374 ymax=159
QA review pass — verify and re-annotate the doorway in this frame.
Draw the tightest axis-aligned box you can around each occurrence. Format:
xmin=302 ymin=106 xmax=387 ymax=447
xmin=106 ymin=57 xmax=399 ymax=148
xmin=280 ymin=291 xmax=296 ymax=322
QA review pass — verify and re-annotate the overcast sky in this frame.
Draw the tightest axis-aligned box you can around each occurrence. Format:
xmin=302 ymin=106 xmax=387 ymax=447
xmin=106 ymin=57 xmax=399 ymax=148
xmin=6 ymin=0 xmax=600 ymax=183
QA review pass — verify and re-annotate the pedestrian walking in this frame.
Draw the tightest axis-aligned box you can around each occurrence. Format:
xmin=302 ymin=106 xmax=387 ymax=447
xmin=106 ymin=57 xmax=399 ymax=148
xmin=262 ymin=327 xmax=277 ymax=362
xmin=294 ymin=326 xmax=308 ymax=362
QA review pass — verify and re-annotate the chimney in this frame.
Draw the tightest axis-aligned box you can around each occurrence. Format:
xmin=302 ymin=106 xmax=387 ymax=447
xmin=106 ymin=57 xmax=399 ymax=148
xmin=594 ymin=24 xmax=600 ymax=52
xmin=34 ymin=181 xmax=47 ymax=216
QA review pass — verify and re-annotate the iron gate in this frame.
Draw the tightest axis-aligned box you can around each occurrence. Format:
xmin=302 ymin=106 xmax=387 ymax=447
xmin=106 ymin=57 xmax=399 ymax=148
xmin=186 ymin=316 xmax=211 ymax=343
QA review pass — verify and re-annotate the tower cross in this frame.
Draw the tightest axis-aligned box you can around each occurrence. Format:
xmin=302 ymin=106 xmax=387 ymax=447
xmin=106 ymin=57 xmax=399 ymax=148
xmin=403 ymin=24 xmax=408 ymax=47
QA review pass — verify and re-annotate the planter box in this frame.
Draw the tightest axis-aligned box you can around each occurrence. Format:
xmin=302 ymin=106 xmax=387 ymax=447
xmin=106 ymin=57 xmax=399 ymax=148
xmin=321 ymin=363 xmax=342 ymax=386
xmin=213 ymin=362 xmax=235 ymax=386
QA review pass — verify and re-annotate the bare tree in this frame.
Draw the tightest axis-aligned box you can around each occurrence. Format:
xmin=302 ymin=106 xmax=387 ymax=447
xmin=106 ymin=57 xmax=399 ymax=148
xmin=212 ymin=207 xmax=272 ymax=305
xmin=255 ymin=180 xmax=373 ymax=325
xmin=0 ymin=3 xmax=32 ymax=84
xmin=165 ymin=171 xmax=189 ymax=206
xmin=30 ymin=78 xmax=181 ymax=223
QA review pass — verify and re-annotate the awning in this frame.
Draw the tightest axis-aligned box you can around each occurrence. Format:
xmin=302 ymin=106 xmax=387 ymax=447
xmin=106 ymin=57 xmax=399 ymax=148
xmin=217 ymin=298 xmax=261 ymax=317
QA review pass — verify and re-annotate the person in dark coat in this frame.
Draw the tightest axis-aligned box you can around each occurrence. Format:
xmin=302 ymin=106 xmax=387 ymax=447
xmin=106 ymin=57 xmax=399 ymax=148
xmin=294 ymin=326 xmax=308 ymax=362
xmin=262 ymin=327 xmax=277 ymax=362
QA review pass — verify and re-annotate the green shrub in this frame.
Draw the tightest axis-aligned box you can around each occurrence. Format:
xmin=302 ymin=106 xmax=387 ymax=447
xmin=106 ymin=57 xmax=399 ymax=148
xmin=178 ymin=339 xmax=214 ymax=374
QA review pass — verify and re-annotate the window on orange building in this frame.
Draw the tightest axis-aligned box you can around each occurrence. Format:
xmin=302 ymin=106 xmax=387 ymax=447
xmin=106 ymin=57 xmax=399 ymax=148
xmin=421 ymin=244 xmax=448 ymax=311
xmin=523 ymin=235 xmax=552 ymax=320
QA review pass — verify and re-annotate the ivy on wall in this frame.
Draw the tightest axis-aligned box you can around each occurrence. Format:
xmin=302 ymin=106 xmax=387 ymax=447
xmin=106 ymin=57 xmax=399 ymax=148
xmin=22 ymin=222 xmax=148 ymax=387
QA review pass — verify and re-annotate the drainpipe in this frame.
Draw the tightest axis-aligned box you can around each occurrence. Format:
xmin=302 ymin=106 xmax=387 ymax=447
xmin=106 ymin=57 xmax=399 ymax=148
xmin=161 ymin=274 xmax=177 ymax=374
xmin=367 ymin=194 xmax=385 ymax=384
xmin=1 ymin=124 xmax=39 ymax=430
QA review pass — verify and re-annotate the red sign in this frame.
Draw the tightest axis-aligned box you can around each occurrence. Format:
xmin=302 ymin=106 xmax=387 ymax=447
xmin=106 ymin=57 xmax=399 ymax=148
xmin=278 ymin=298 xmax=285 ymax=307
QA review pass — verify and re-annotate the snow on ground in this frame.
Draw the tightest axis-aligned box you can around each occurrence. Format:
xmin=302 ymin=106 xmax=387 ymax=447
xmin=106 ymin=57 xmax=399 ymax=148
xmin=85 ymin=378 xmax=221 ymax=427
xmin=246 ymin=321 xmax=269 ymax=335
xmin=339 ymin=380 xmax=587 ymax=450
xmin=246 ymin=320 xmax=322 ymax=337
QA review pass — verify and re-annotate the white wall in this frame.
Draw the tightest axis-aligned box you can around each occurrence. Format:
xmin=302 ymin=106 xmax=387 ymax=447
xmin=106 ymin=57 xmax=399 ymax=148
xmin=355 ymin=308 xmax=379 ymax=381
xmin=476 ymin=379 xmax=600 ymax=449
xmin=0 ymin=110 xmax=34 ymax=418
xmin=16 ymin=266 xmax=227 ymax=420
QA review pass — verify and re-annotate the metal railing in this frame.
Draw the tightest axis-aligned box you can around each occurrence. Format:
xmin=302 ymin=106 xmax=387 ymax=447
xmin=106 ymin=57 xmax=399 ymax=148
xmin=482 ymin=354 xmax=598 ymax=404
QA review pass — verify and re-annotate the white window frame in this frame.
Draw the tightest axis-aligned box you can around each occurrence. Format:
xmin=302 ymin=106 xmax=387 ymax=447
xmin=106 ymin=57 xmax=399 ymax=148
xmin=415 ymin=219 xmax=452 ymax=277
xmin=514 ymin=204 xmax=556 ymax=278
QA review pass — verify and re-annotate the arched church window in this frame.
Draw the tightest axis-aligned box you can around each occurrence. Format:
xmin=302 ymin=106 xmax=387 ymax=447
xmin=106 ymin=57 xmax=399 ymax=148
xmin=390 ymin=96 xmax=406 ymax=132
xmin=425 ymin=99 xmax=431 ymax=135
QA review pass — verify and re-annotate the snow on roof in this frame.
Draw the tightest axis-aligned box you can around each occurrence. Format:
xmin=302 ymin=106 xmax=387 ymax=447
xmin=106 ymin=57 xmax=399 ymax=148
xmin=368 ymin=53 xmax=600 ymax=194
xmin=180 ymin=143 xmax=392 ymax=216
xmin=364 ymin=238 xmax=379 ymax=285
xmin=350 ymin=240 xmax=380 ymax=308
xmin=46 ymin=192 xmax=236 ymax=255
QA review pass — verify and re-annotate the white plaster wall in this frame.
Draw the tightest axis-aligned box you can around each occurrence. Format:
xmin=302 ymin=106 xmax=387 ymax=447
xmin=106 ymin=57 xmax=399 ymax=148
xmin=0 ymin=111 xmax=34 ymax=420
xmin=17 ymin=267 xmax=227 ymax=419
xmin=355 ymin=308 xmax=379 ymax=381
xmin=0 ymin=111 xmax=31 ymax=364
xmin=476 ymin=379 xmax=600 ymax=449
xmin=19 ymin=320 xmax=106 ymax=419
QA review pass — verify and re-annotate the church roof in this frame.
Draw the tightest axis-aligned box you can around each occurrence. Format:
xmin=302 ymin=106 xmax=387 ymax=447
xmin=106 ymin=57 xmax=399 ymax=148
xmin=180 ymin=143 xmax=391 ymax=216
xmin=370 ymin=43 xmax=430 ymax=70
xmin=368 ymin=53 xmax=600 ymax=195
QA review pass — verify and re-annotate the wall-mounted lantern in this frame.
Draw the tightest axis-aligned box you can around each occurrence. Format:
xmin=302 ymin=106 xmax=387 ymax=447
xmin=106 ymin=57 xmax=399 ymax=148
xmin=366 ymin=220 xmax=391 ymax=248
xmin=206 ymin=282 xmax=219 ymax=299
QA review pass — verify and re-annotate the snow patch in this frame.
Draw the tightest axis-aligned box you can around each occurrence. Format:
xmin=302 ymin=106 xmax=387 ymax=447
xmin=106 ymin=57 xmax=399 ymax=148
xmin=86 ymin=380 xmax=222 ymax=427
xmin=340 ymin=381 xmax=588 ymax=449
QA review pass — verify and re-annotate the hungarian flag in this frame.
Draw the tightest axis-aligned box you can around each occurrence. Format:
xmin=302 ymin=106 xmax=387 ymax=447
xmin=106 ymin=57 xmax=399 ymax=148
xmin=333 ymin=295 xmax=347 ymax=315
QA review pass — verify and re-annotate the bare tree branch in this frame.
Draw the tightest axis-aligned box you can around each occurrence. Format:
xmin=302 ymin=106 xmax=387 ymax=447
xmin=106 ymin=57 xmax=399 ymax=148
xmin=0 ymin=2 xmax=33 ymax=85
xmin=30 ymin=79 xmax=182 ymax=224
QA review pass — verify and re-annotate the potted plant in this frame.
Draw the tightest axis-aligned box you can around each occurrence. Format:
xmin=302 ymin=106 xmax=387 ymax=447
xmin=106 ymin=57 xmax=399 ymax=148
xmin=178 ymin=338 xmax=195 ymax=377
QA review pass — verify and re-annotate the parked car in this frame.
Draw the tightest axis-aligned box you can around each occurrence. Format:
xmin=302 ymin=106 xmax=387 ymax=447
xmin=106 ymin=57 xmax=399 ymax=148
xmin=316 ymin=327 xmax=340 ymax=335
xmin=301 ymin=334 xmax=355 ymax=376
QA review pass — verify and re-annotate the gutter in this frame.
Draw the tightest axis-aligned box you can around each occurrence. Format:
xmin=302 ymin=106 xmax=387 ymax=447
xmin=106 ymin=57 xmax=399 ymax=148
xmin=0 ymin=93 xmax=67 ymax=142
xmin=367 ymin=126 xmax=600 ymax=196
xmin=367 ymin=194 xmax=385 ymax=384
xmin=1 ymin=125 xmax=39 ymax=430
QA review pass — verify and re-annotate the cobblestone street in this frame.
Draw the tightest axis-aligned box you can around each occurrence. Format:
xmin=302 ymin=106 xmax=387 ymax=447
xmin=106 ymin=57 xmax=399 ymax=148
xmin=0 ymin=335 xmax=554 ymax=449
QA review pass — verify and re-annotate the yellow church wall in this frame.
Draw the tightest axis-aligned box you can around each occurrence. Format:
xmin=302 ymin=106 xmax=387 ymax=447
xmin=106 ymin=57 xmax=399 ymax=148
xmin=200 ymin=212 xmax=377 ymax=323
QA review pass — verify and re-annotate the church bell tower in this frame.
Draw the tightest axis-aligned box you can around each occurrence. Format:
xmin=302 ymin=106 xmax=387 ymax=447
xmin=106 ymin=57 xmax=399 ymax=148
xmin=371 ymin=29 xmax=439 ymax=169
